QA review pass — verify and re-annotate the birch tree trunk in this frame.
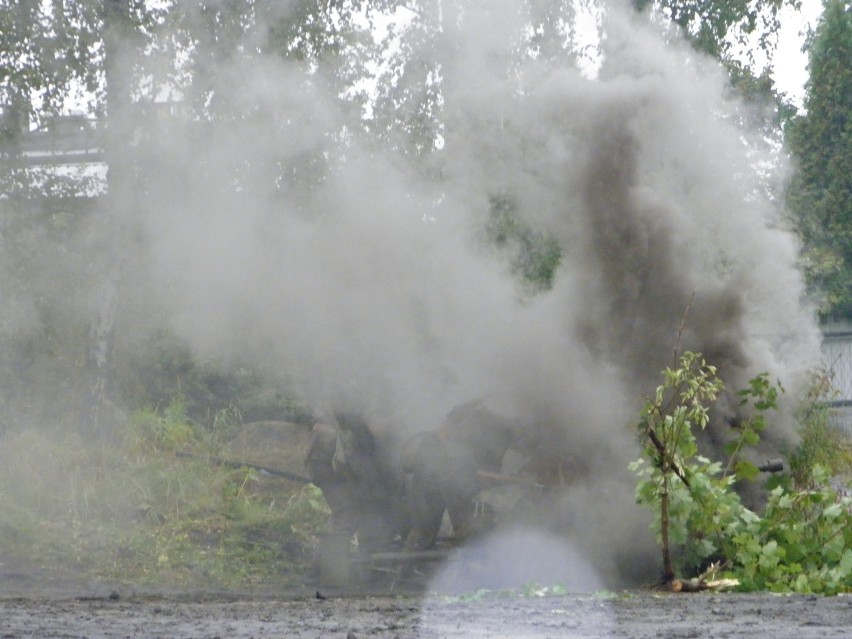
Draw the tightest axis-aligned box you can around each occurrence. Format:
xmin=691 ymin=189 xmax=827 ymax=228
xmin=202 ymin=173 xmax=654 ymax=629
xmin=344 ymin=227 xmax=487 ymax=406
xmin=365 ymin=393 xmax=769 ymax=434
xmin=88 ymin=0 xmax=134 ymax=432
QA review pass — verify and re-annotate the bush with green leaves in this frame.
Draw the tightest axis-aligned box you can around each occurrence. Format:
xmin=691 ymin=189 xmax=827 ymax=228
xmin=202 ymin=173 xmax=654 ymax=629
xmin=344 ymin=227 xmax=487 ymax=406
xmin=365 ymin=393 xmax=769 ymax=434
xmin=486 ymin=194 xmax=562 ymax=294
xmin=731 ymin=465 xmax=852 ymax=594
xmin=632 ymin=351 xmax=852 ymax=594
xmin=118 ymin=330 xmax=314 ymax=429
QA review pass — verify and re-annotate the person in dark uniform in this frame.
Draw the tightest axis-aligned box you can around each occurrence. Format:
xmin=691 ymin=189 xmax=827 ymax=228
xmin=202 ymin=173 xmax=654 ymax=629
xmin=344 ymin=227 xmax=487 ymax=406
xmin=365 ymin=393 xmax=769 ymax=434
xmin=331 ymin=411 xmax=410 ymax=553
xmin=304 ymin=421 xmax=361 ymax=541
xmin=400 ymin=400 xmax=521 ymax=550
xmin=304 ymin=412 xmax=409 ymax=557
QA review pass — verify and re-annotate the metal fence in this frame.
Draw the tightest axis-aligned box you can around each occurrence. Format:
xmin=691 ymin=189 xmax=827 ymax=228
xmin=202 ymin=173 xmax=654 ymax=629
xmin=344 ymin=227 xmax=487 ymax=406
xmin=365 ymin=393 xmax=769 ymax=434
xmin=821 ymin=322 xmax=852 ymax=431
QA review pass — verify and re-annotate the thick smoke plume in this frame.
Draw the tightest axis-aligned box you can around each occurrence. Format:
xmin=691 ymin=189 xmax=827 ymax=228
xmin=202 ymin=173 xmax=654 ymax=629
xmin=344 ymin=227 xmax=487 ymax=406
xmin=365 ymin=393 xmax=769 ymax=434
xmin=2 ymin=2 xmax=823 ymax=585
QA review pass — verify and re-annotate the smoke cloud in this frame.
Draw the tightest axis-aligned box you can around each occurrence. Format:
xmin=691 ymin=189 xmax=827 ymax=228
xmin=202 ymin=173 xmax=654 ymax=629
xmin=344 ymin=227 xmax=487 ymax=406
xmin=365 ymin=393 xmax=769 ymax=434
xmin=1 ymin=1 xmax=823 ymax=586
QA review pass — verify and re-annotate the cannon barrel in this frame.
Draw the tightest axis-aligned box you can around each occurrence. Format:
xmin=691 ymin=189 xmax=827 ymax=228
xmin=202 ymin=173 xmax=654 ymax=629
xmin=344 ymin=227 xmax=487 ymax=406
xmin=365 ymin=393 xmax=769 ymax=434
xmin=757 ymin=459 xmax=784 ymax=473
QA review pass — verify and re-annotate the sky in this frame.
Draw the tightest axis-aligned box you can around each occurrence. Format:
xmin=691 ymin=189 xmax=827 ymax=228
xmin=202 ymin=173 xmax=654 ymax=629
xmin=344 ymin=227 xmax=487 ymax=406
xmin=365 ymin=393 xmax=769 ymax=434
xmin=773 ymin=0 xmax=823 ymax=106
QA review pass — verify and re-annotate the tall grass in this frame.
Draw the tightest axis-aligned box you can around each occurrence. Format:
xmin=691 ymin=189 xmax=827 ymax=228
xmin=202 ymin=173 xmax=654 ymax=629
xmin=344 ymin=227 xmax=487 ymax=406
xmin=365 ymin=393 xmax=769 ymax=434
xmin=0 ymin=399 xmax=329 ymax=590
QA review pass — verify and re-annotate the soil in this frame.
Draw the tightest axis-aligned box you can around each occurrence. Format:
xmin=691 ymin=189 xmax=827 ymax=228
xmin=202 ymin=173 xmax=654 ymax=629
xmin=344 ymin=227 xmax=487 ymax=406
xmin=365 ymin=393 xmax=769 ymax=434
xmin=1 ymin=560 xmax=851 ymax=639
xmin=2 ymin=590 xmax=852 ymax=638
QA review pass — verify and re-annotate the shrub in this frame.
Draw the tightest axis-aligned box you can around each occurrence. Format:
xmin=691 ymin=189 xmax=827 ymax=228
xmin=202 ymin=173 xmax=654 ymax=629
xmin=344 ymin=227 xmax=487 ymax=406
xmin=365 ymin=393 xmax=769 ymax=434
xmin=632 ymin=352 xmax=852 ymax=593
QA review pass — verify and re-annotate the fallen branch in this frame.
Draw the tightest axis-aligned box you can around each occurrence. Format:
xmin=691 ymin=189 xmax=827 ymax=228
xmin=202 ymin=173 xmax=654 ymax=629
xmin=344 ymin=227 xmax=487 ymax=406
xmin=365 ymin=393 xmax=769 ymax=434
xmin=671 ymin=577 xmax=739 ymax=592
xmin=671 ymin=562 xmax=739 ymax=593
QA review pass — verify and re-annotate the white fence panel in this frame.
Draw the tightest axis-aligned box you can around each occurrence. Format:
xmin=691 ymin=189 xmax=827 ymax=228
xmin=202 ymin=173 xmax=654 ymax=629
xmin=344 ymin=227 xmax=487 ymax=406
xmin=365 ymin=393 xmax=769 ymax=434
xmin=821 ymin=321 xmax=852 ymax=431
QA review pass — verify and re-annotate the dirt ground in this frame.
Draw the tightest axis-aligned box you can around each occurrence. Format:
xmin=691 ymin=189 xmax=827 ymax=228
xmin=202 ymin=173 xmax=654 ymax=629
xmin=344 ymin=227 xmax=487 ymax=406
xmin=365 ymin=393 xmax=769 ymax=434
xmin=1 ymin=590 xmax=852 ymax=638
xmin=1 ymin=559 xmax=851 ymax=639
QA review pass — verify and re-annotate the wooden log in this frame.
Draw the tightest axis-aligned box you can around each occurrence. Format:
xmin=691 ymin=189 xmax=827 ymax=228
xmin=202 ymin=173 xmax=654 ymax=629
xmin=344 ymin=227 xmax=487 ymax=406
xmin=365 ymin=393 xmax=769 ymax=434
xmin=672 ymin=577 xmax=739 ymax=592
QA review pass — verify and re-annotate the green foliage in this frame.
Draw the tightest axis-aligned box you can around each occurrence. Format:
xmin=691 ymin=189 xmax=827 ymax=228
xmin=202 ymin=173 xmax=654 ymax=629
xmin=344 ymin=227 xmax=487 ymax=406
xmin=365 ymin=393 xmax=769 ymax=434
xmin=632 ymin=0 xmax=793 ymax=65
xmin=166 ymin=0 xmax=382 ymax=124
xmin=486 ymin=194 xmax=563 ymax=294
xmin=786 ymin=0 xmax=852 ymax=318
xmin=114 ymin=480 xmax=330 ymax=587
xmin=440 ymin=588 xmax=502 ymax=603
xmin=789 ymin=368 xmax=852 ymax=486
xmin=631 ymin=351 xmax=727 ymax=580
xmin=0 ymin=198 xmax=101 ymax=427
xmin=633 ymin=0 xmax=801 ymax=155
xmin=633 ymin=352 xmax=852 ymax=593
xmin=118 ymin=330 xmax=313 ymax=428
xmin=118 ymin=398 xmax=330 ymax=586
xmin=0 ymin=427 xmax=136 ymax=568
xmin=129 ymin=396 xmax=197 ymax=453
xmin=729 ymin=466 xmax=852 ymax=594
xmin=369 ymin=1 xmax=584 ymax=160
xmin=0 ymin=399 xmax=330 ymax=590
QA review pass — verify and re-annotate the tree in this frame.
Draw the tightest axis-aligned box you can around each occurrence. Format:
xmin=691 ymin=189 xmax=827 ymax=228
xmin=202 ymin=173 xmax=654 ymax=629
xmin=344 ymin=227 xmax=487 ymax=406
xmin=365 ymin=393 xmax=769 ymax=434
xmin=0 ymin=0 xmax=829 ymax=430
xmin=0 ymin=1 xmax=394 ymax=429
xmin=786 ymin=0 xmax=852 ymax=318
xmin=0 ymin=2 xmax=118 ymax=428
xmin=631 ymin=0 xmax=794 ymax=65
xmin=369 ymin=1 xmax=591 ymax=160
xmin=633 ymin=354 xmax=852 ymax=593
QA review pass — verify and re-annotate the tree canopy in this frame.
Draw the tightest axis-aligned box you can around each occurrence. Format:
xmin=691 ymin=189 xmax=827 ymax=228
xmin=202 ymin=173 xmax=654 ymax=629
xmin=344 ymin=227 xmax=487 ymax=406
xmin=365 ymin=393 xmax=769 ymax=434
xmin=633 ymin=0 xmax=793 ymax=63
xmin=786 ymin=0 xmax=852 ymax=318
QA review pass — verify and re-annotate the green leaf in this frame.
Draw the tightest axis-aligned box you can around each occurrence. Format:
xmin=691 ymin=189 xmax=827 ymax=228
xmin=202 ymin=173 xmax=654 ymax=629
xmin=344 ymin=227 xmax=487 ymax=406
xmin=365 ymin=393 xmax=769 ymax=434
xmin=734 ymin=460 xmax=760 ymax=482
xmin=741 ymin=429 xmax=761 ymax=446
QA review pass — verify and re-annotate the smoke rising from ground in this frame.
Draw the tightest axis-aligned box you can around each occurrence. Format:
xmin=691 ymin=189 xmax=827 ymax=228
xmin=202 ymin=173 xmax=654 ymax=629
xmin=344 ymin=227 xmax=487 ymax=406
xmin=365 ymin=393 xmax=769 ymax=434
xmin=138 ymin=11 xmax=816 ymax=411
xmin=1 ymin=1 xmax=823 ymax=585
xmin=122 ymin=4 xmax=822 ymax=580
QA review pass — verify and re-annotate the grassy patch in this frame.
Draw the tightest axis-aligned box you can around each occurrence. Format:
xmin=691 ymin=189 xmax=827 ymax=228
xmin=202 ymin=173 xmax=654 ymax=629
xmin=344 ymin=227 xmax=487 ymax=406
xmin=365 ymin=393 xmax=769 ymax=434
xmin=0 ymin=404 xmax=329 ymax=591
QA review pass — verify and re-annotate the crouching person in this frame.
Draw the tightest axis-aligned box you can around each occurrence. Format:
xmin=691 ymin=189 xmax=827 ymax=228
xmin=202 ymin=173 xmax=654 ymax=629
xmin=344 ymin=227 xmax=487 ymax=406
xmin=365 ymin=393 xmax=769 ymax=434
xmin=304 ymin=412 xmax=409 ymax=585
xmin=401 ymin=400 xmax=519 ymax=550
xmin=304 ymin=420 xmax=359 ymax=586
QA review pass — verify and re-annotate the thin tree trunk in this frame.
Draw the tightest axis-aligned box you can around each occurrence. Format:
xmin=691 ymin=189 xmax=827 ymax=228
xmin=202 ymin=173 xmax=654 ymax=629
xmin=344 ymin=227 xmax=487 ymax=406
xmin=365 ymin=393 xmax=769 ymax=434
xmin=661 ymin=475 xmax=675 ymax=583
xmin=88 ymin=0 xmax=133 ymax=432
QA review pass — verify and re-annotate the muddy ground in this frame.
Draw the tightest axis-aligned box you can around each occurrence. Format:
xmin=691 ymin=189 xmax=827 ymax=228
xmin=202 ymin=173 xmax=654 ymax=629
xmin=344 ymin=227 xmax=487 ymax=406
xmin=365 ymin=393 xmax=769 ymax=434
xmin=2 ymin=589 xmax=852 ymax=638
xmin=1 ymin=560 xmax=851 ymax=639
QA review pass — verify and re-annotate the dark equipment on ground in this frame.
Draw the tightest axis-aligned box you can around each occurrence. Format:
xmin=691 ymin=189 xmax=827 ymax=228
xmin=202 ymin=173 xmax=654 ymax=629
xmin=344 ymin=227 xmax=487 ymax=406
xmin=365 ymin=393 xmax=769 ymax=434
xmin=757 ymin=459 xmax=784 ymax=473
xmin=187 ymin=406 xmax=787 ymax=589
